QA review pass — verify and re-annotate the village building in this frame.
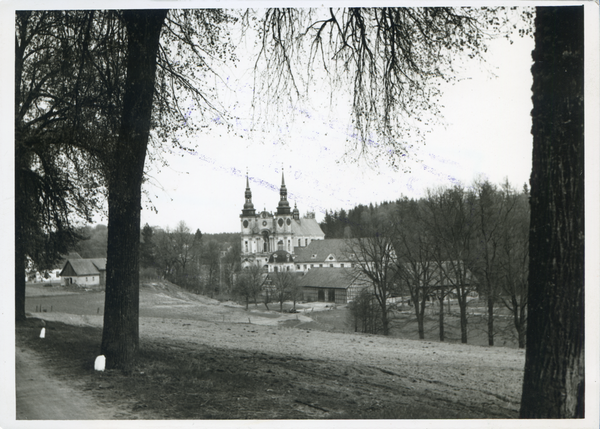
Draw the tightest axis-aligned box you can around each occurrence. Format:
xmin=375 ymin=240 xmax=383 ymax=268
xmin=297 ymin=267 xmax=369 ymax=304
xmin=59 ymin=254 xmax=107 ymax=287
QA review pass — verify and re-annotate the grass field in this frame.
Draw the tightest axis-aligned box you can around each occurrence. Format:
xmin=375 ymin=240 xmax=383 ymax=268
xmin=17 ymin=281 xmax=525 ymax=420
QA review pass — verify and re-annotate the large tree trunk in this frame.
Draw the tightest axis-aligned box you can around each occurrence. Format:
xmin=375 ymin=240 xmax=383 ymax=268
xmin=520 ymin=6 xmax=584 ymax=418
xmin=15 ymin=215 xmax=26 ymax=322
xmin=487 ymin=296 xmax=494 ymax=346
xmin=100 ymin=10 xmax=167 ymax=371
xmin=416 ymin=300 xmax=426 ymax=340
xmin=458 ymin=297 xmax=468 ymax=344
xmin=438 ymin=296 xmax=444 ymax=341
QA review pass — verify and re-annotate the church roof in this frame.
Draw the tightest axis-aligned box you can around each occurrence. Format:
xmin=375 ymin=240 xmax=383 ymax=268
xmin=297 ymin=267 xmax=359 ymax=289
xmin=294 ymin=238 xmax=354 ymax=263
xmin=291 ymin=217 xmax=325 ymax=238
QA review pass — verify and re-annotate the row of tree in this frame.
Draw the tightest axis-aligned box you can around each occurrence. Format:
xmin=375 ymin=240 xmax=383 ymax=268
xmin=139 ymin=222 xmax=240 ymax=296
xmin=342 ymin=180 xmax=529 ymax=347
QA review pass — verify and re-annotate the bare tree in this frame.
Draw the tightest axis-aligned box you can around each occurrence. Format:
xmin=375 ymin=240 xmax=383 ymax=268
xmin=234 ymin=264 xmax=265 ymax=310
xmin=424 ymin=186 xmax=478 ymax=344
xmin=471 ymin=179 xmax=513 ymax=346
xmin=270 ymin=269 xmax=298 ymax=313
xmin=393 ymin=198 xmax=438 ymax=340
xmin=498 ymin=182 xmax=529 ymax=349
xmin=347 ymin=212 xmax=399 ymax=336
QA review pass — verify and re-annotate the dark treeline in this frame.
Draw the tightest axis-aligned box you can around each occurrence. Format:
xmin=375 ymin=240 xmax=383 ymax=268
xmin=320 ymin=202 xmax=395 ymax=239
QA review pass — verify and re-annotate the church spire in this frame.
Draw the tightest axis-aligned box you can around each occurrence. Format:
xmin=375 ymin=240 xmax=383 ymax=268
xmin=277 ymin=167 xmax=291 ymax=215
xmin=241 ymin=170 xmax=256 ymax=216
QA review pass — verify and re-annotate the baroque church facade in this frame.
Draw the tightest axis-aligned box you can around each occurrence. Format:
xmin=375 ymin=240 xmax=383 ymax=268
xmin=240 ymin=170 xmax=325 ymax=270
xmin=239 ymin=171 xmax=371 ymax=304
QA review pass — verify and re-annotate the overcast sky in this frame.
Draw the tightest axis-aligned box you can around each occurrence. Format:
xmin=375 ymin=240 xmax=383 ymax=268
xmin=131 ymin=14 xmax=535 ymax=234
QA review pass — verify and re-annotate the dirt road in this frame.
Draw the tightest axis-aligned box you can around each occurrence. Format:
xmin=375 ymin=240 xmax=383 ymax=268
xmin=16 ymin=346 xmax=130 ymax=420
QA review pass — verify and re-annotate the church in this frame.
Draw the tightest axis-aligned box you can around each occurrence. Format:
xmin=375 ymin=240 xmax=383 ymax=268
xmin=239 ymin=171 xmax=371 ymax=304
xmin=240 ymin=170 xmax=325 ymax=271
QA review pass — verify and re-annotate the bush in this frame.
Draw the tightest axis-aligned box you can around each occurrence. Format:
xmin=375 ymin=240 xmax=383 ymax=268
xmin=347 ymin=289 xmax=384 ymax=334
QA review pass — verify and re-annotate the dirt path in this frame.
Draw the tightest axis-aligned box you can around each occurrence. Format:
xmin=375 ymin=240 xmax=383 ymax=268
xmin=16 ymin=346 xmax=130 ymax=420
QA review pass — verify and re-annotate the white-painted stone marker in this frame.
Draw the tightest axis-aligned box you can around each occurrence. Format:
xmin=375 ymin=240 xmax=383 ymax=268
xmin=94 ymin=355 xmax=106 ymax=371
xmin=39 ymin=328 xmax=45 ymax=338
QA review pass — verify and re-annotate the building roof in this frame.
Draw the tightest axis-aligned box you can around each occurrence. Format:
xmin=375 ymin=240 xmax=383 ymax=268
xmin=60 ymin=258 xmax=106 ymax=277
xmin=297 ymin=267 xmax=358 ymax=289
xmin=291 ymin=217 xmax=325 ymax=238
xmin=294 ymin=238 xmax=355 ymax=263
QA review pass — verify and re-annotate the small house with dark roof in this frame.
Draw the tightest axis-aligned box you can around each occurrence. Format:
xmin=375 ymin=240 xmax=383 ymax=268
xmin=297 ymin=267 xmax=369 ymax=304
xmin=60 ymin=258 xmax=106 ymax=287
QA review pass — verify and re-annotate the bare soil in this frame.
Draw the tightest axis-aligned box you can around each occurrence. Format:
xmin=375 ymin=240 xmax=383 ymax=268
xmin=16 ymin=282 xmax=525 ymax=419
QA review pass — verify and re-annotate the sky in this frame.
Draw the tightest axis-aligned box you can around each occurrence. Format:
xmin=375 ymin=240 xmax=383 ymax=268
xmin=132 ymin=14 xmax=535 ymax=234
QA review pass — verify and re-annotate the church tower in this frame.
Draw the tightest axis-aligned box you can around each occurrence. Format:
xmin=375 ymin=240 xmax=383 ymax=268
xmin=274 ymin=169 xmax=293 ymax=253
xmin=240 ymin=172 xmax=257 ymax=257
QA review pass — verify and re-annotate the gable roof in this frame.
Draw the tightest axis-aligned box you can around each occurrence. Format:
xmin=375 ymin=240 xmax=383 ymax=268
xmin=297 ymin=267 xmax=368 ymax=290
xmin=60 ymin=258 xmax=106 ymax=277
xmin=291 ymin=217 xmax=325 ymax=238
xmin=294 ymin=238 xmax=355 ymax=263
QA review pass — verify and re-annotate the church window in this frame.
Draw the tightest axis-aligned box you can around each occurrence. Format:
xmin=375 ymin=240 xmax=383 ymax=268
xmin=310 ymin=264 xmax=314 ymax=268
xmin=286 ymin=218 xmax=291 ymax=225
xmin=243 ymin=220 xmax=249 ymax=228
xmin=287 ymin=240 xmax=291 ymax=251
xmin=286 ymin=266 xmax=290 ymax=271
xmin=278 ymin=218 xmax=284 ymax=227
xmin=328 ymin=256 xmax=334 ymax=260
xmin=245 ymin=241 xmax=248 ymax=252
xmin=274 ymin=266 xmax=278 ymax=273
xmin=304 ymin=265 xmax=307 ymax=269
xmin=298 ymin=239 xmax=301 ymax=247
xmin=319 ymin=264 xmax=323 ymax=268
xmin=277 ymin=240 xmax=283 ymax=250
xmin=305 ymin=239 xmax=308 ymax=246
xmin=341 ymin=264 xmax=345 ymax=268
xmin=297 ymin=265 xmax=300 ymax=270
xmin=330 ymin=264 xmax=333 ymax=267
xmin=262 ymin=220 xmax=267 ymax=226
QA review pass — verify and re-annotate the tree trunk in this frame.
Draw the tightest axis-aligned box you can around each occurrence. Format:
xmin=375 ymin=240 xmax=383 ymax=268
xmin=380 ymin=301 xmax=389 ymax=336
xmin=520 ymin=6 xmax=584 ymax=418
xmin=15 ymin=217 xmax=26 ymax=322
xmin=487 ymin=296 xmax=494 ymax=346
xmin=458 ymin=298 xmax=468 ymax=344
xmin=513 ymin=302 xmax=527 ymax=349
xmin=100 ymin=10 xmax=167 ymax=371
xmin=416 ymin=309 xmax=425 ymax=340
xmin=438 ymin=296 xmax=444 ymax=341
